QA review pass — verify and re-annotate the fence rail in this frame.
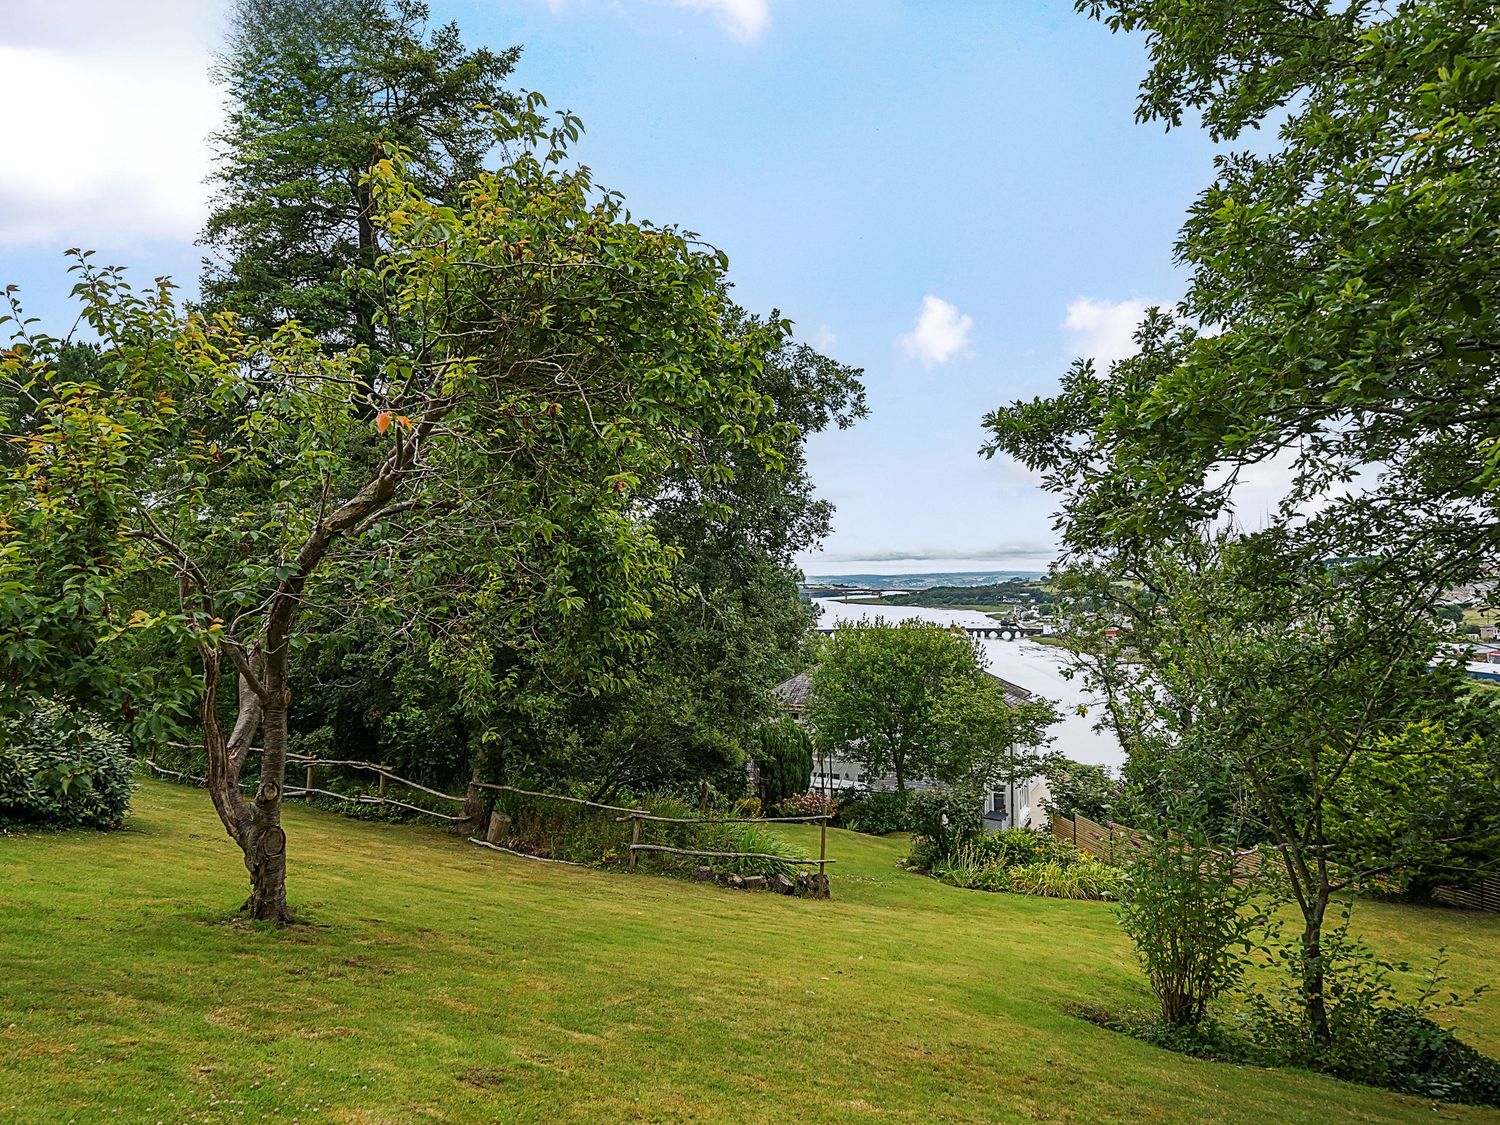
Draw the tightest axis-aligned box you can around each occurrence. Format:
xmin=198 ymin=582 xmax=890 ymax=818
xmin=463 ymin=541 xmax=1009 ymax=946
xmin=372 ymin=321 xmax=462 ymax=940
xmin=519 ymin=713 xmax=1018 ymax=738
xmin=147 ymin=753 xmax=826 ymax=894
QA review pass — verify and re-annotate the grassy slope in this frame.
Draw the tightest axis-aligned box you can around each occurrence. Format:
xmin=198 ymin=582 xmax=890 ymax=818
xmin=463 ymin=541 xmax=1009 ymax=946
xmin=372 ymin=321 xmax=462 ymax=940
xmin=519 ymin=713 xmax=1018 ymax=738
xmin=4 ymin=782 xmax=1500 ymax=1124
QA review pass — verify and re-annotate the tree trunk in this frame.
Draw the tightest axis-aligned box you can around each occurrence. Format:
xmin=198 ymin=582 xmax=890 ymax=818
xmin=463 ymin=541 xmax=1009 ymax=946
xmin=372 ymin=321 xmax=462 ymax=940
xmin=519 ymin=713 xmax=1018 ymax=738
xmin=243 ymin=696 xmax=292 ymax=923
xmin=1301 ymin=892 xmax=1331 ymax=1045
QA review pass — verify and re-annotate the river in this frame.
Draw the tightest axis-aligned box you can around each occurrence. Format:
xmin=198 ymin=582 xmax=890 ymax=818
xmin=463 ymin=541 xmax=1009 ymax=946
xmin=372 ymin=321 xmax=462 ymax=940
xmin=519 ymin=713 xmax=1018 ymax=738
xmin=813 ymin=597 xmax=1125 ymax=772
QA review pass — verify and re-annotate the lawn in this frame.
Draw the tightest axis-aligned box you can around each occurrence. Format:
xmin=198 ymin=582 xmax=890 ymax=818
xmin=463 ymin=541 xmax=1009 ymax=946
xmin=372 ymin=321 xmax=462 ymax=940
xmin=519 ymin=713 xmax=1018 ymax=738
xmin=4 ymin=781 xmax=1500 ymax=1124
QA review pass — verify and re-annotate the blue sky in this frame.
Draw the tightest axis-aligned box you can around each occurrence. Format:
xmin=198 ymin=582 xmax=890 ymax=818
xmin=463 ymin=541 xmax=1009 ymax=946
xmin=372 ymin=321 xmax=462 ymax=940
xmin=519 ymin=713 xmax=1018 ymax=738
xmin=0 ymin=0 xmax=1225 ymax=575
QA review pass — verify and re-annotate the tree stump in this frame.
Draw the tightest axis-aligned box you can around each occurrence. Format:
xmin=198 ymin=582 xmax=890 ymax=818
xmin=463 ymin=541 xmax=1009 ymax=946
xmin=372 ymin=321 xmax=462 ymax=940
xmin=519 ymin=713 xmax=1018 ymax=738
xmin=485 ymin=811 xmax=511 ymax=845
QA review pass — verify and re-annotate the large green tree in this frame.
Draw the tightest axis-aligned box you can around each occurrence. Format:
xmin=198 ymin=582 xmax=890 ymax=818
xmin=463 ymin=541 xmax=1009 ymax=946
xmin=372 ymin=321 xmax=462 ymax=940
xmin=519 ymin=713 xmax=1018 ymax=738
xmin=984 ymin=0 xmax=1500 ymax=1044
xmin=272 ymin=318 xmax=865 ymax=802
xmin=993 ymin=1 xmax=1500 ymax=571
xmin=199 ymin=1 xmax=866 ymax=801
xmin=807 ymin=620 xmax=1056 ymax=792
xmin=3 ymin=106 xmax=792 ymax=921
xmin=202 ymin=0 xmax=518 ymax=349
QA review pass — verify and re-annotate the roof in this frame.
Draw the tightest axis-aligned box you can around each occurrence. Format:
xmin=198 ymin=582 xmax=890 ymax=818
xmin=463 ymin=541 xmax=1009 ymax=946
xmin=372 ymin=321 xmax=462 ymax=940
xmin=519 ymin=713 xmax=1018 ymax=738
xmin=986 ymin=672 xmax=1035 ymax=708
xmin=772 ymin=670 xmax=1033 ymax=711
xmin=773 ymin=671 xmax=814 ymax=709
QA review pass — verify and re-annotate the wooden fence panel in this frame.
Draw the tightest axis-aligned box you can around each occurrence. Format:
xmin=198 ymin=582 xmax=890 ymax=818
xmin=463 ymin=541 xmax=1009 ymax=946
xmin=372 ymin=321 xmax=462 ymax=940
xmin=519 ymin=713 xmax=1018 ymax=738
xmin=1434 ymin=874 xmax=1500 ymax=913
xmin=1051 ymin=811 xmax=1268 ymax=887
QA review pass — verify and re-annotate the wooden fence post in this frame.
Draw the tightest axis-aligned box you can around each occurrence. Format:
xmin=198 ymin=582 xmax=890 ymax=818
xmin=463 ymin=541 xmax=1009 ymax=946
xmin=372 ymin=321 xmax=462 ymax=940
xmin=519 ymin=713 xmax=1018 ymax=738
xmin=378 ymin=770 xmax=387 ymax=799
xmin=305 ymin=763 xmax=314 ymax=794
xmin=628 ymin=815 xmax=642 ymax=872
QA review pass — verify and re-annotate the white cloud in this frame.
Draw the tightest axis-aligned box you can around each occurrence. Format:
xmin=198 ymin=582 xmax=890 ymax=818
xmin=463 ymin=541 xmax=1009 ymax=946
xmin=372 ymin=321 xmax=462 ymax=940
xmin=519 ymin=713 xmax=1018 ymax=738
xmin=671 ymin=0 xmax=771 ymax=41
xmin=0 ymin=1 xmax=223 ymax=248
xmin=806 ymin=323 xmax=836 ymax=351
xmin=546 ymin=0 xmax=771 ymax=42
xmin=1061 ymin=296 xmax=1153 ymax=371
xmin=899 ymin=295 xmax=974 ymax=369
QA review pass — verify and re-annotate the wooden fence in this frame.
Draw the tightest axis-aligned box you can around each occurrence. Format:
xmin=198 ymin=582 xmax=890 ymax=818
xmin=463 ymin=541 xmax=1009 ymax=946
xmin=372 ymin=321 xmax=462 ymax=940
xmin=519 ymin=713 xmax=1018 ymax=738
xmin=1434 ymin=874 xmax=1500 ymax=913
xmin=146 ymin=753 xmax=829 ymax=895
xmin=1049 ymin=812 xmax=1147 ymax=864
xmin=1049 ymin=811 xmax=1266 ymax=887
xmin=1050 ymin=811 xmax=1500 ymax=912
xmin=613 ymin=809 xmax=833 ymax=894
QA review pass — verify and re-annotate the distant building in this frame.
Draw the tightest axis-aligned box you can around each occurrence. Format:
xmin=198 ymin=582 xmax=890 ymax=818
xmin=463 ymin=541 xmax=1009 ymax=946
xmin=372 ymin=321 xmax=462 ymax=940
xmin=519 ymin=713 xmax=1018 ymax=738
xmin=772 ymin=670 xmax=1051 ymax=831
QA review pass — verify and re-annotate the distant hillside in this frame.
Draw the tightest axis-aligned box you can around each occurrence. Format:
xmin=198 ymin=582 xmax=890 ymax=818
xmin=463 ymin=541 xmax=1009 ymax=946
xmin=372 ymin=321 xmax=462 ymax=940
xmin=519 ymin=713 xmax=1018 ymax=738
xmin=851 ymin=582 xmax=1054 ymax=610
xmin=803 ymin=570 xmax=1046 ymax=591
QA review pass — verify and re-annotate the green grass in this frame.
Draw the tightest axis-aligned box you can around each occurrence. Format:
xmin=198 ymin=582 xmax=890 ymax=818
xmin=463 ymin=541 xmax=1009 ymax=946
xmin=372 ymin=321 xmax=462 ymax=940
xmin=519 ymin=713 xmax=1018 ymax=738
xmin=4 ymin=781 xmax=1500 ymax=1123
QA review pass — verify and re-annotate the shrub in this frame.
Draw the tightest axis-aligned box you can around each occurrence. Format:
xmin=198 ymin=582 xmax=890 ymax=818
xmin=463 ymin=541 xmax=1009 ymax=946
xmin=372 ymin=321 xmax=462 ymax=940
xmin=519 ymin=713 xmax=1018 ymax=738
xmin=906 ymin=786 xmax=983 ymax=857
xmin=1116 ymin=832 xmax=1263 ymax=1026
xmin=839 ymin=788 xmax=913 ymax=834
xmin=921 ymin=825 xmax=1122 ymax=901
xmin=779 ymin=789 xmax=837 ymax=819
xmin=731 ymin=796 xmax=762 ymax=819
xmin=930 ymin=843 xmax=1011 ymax=892
xmin=1007 ymin=859 xmax=1122 ymax=900
xmin=0 ymin=702 xmax=134 ymax=830
xmin=967 ymin=826 xmax=1076 ymax=869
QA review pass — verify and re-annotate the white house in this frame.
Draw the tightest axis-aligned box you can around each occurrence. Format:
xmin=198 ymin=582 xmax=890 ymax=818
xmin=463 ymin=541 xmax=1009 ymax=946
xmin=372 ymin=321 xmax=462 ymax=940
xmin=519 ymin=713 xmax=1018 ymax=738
xmin=771 ymin=670 xmax=1051 ymax=831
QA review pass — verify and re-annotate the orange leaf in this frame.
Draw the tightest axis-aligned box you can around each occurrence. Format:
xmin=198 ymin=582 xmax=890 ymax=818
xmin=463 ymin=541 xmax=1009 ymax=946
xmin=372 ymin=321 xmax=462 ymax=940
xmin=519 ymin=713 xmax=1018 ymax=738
xmin=376 ymin=410 xmax=392 ymax=435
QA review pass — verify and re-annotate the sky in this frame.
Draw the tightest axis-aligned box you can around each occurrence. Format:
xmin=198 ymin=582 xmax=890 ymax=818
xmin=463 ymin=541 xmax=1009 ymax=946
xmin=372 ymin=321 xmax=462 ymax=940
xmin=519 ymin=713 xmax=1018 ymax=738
xmin=0 ymin=0 xmax=1242 ymax=576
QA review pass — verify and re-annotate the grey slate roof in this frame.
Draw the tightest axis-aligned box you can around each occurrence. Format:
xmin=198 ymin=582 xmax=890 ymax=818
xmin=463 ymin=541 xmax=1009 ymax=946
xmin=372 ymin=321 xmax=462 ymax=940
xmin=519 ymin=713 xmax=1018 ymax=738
xmin=772 ymin=671 xmax=814 ymax=709
xmin=772 ymin=670 xmax=1033 ymax=711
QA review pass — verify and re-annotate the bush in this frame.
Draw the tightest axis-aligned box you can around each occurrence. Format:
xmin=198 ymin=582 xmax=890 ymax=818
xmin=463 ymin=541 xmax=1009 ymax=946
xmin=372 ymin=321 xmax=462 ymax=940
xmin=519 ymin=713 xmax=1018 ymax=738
xmin=779 ymin=789 xmax=837 ymax=819
xmin=838 ymin=788 xmax=914 ymax=834
xmin=0 ymin=702 xmax=134 ymax=830
xmin=1007 ymin=858 xmax=1122 ymax=900
xmin=907 ymin=788 xmax=983 ymax=849
xmin=967 ymin=827 xmax=1076 ymax=869
xmin=1116 ymin=833 xmax=1264 ymax=1026
xmin=1079 ymin=903 xmax=1500 ymax=1108
xmin=930 ymin=843 xmax=1011 ymax=892
xmin=920 ymin=825 xmax=1121 ymax=901
xmin=731 ymin=796 xmax=762 ymax=819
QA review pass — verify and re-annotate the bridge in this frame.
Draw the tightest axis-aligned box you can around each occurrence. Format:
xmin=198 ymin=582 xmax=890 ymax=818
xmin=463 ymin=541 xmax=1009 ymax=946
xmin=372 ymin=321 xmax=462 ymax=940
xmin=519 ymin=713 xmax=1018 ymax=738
xmin=815 ymin=621 xmax=1045 ymax=642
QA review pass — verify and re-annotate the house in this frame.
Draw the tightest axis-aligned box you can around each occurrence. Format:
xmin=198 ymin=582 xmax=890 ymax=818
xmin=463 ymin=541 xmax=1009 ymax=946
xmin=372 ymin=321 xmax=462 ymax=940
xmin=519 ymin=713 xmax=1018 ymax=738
xmin=771 ymin=670 xmax=1051 ymax=831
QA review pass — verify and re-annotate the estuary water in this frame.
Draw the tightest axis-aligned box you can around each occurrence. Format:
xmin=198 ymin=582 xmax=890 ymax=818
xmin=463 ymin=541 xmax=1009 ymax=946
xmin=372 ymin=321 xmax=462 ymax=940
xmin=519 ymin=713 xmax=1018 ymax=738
xmin=813 ymin=597 xmax=1125 ymax=773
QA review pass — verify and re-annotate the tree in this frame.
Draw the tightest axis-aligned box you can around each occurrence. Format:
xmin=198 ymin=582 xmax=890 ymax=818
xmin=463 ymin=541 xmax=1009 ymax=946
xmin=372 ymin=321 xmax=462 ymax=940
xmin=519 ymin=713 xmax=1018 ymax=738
xmin=984 ymin=0 xmax=1500 ymax=1044
xmin=199 ymin=0 xmax=866 ymax=795
xmin=202 ymin=0 xmax=519 ymax=349
xmin=2 ymin=104 xmax=793 ymax=921
xmin=1041 ymin=758 xmax=1123 ymax=824
xmin=929 ymin=674 xmax=1058 ymax=793
xmin=1067 ymin=535 xmax=1500 ymax=1045
xmin=271 ymin=322 xmax=865 ymax=802
xmin=807 ymin=620 xmax=1056 ymax=791
xmin=753 ymin=718 xmax=815 ymax=808
xmin=998 ymin=0 xmax=1500 ymax=586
